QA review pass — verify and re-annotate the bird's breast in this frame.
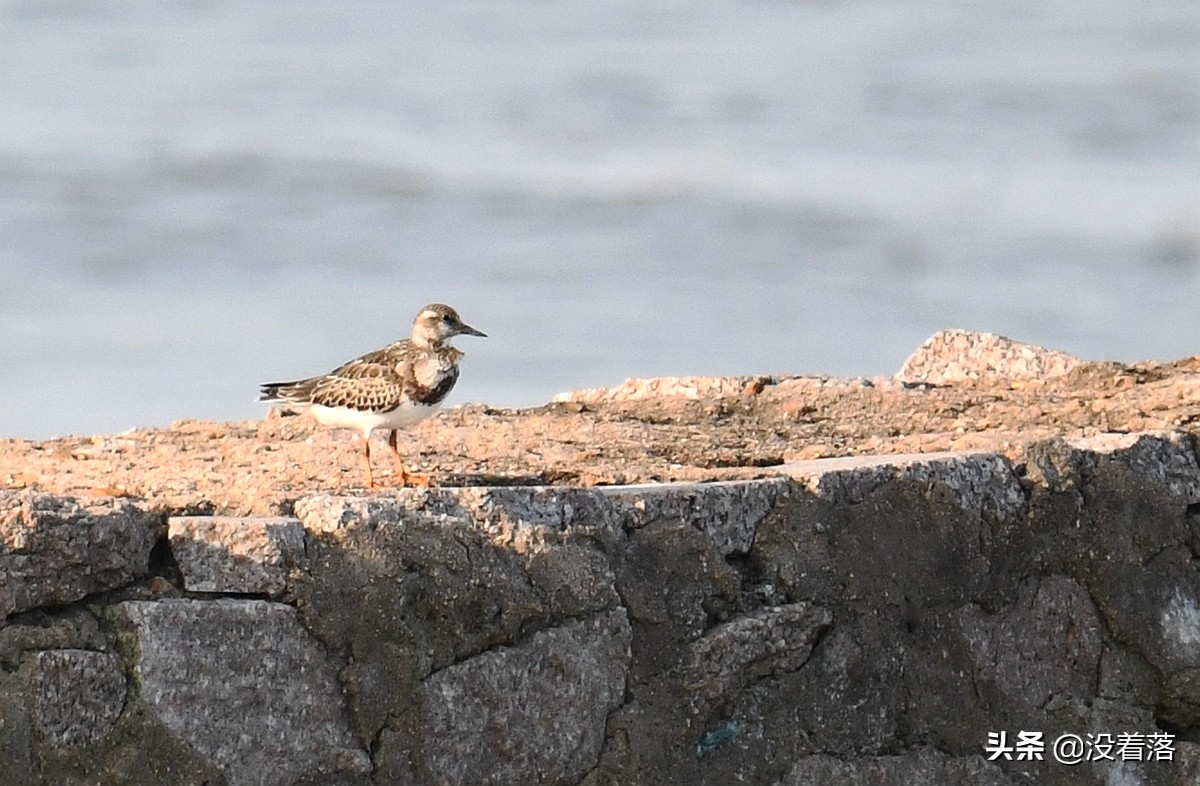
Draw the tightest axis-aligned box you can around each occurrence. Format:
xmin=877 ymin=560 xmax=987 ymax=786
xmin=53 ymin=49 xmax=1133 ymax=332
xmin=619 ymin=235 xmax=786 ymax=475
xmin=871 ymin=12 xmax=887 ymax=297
xmin=406 ymin=356 xmax=460 ymax=406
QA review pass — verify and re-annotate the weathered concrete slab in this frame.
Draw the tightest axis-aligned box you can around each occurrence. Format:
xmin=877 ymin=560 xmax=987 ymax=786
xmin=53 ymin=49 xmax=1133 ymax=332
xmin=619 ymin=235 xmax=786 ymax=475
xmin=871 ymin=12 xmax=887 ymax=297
xmin=599 ymin=478 xmax=787 ymax=556
xmin=112 ymin=599 xmax=369 ymax=786
xmin=779 ymin=450 xmax=1026 ymax=521
xmin=296 ymin=487 xmax=617 ymax=552
xmin=1067 ymin=431 xmax=1200 ymax=501
xmin=418 ymin=609 xmax=631 ymax=786
xmin=168 ymin=515 xmax=304 ymax=595
xmin=0 ymin=491 xmax=160 ymax=620
xmin=297 ymin=477 xmax=786 ymax=558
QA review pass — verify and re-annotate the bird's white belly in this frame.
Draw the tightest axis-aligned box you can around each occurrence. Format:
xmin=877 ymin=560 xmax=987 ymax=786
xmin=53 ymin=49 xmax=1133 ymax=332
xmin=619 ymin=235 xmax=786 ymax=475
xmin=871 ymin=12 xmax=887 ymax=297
xmin=307 ymin=400 xmax=441 ymax=436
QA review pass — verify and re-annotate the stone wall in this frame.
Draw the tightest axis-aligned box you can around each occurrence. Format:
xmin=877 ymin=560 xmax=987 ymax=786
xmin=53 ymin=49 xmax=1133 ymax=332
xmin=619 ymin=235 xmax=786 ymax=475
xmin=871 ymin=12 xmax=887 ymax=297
xmin=4 ymin=432 xmax=1200 ymax=784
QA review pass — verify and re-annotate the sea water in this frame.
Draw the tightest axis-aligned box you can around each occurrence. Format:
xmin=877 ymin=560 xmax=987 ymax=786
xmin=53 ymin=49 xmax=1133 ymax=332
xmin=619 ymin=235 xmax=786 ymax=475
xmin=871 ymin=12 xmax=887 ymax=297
xmin=2 ymin=0 xmax=1198 ymax=438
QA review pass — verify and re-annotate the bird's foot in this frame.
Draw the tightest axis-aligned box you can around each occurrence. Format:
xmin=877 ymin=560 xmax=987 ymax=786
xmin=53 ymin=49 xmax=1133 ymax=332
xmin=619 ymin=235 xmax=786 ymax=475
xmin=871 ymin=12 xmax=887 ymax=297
xmin=396 ymin=470 xmax=433 ymax=488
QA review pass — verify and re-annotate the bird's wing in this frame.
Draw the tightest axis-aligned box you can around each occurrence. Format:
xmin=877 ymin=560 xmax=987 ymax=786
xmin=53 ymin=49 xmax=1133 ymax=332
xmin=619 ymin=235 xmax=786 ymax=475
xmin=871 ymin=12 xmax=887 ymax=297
xmin=330 ymin=340 xmax=414 ymax=375
xmin=301 ymin=368 xmax=408 ymax=412
xmin=261 ymin=340 xmax=413 ymax=410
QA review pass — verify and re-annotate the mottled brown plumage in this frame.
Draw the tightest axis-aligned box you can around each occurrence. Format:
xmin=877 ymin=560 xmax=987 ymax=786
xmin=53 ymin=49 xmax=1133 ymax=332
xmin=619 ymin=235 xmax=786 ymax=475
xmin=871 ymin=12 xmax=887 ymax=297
xmin=262 ymin=343 xmax=464 ymax=412
xmin=259 ymin=304 xmax=486 ymax=487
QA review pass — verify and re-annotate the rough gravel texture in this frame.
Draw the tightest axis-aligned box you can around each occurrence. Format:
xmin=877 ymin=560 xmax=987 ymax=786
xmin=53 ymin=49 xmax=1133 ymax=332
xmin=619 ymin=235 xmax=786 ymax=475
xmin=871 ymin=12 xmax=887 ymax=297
xmin=4 ymin=335 xmax=1200 ymax=517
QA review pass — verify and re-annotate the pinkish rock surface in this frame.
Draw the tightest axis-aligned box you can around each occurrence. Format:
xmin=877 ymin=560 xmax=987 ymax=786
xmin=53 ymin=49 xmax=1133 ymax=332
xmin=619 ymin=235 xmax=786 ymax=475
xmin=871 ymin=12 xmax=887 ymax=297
xmin=896 ymin=328 xmax=1087 ymax=385
xmin=3 ymin=331 xmax=1200 ymax=517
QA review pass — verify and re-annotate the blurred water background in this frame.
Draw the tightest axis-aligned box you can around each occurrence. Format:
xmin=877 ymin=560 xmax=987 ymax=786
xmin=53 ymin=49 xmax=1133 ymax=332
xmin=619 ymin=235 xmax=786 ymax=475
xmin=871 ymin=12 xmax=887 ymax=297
xmin=2 ymin=0 xmax=1199 ymax=439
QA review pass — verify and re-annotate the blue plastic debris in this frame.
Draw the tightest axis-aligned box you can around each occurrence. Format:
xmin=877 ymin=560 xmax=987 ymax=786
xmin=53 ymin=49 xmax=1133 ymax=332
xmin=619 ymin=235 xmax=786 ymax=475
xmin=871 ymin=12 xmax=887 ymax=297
xmin=696 ymin=721 xmax=740 ymax=758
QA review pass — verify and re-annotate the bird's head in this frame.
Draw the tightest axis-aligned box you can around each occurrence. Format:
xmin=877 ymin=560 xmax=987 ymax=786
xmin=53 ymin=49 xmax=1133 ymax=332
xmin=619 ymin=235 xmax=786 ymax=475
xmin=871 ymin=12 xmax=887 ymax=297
xmin=411 ymin=304 xmax=487 ymax=348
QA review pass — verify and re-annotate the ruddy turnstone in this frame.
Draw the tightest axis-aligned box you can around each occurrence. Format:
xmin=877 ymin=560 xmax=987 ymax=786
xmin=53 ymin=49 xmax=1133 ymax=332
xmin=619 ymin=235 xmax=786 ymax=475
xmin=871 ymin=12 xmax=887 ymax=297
xmin=259 ymin=303 xmax=486 ymax=488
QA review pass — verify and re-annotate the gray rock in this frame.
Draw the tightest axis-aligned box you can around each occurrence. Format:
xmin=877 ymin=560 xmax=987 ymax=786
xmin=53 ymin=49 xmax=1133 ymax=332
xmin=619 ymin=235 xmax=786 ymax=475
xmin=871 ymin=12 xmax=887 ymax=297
xmin=297 ymin=478 xmax=785 ymax=559
xmin=780 ymin=450 xmax=1025 ymax=522
xmin=296 ymin=486 xmax=621 ymax=549
xmin=896 ymin=328 xmax=1084 ymax=385
xmin=0 ymin=671 xmax=35 ymax=786
xmin=1068 ymin=431 xmax=1200 ymax=502
xmin=417 ymin=609 xmax=631 ymax=786
xmin=1085 ymin=551 xmax=1200 ymax=732
xmin=0 ymin=607 xmax=105 ymax=669
xmin=168 ymin=515 xmax=305 ymax=595
xmin=1159 ymin=588 xmax=1200 ymax=668
xmin=1162 ymin=742 xmax=1200 ymax=786
xmin=1098 ymin=643 xmax=1159 ymax=706
xmin=292 ymin=493 xmax=553 ymax=741
xmin=601 ymin=477 xmax=788 ymax=555
xmin=754 ymin=464 xmax=994 ymax=613
xmin=25 ymin=649 xmax=125 ymax=748
xmin=615 ymin=522 xmax=743 ymax=681
xmin=779 ymin=749 xmax=1021 ymax=786
xmin=112 ymin=598 xmax=369 ymax=786
xmin=1039 ymin=431 xmax=1200 ymax=733
xmin=958 ymin=577 xmax=1102 ymax=717
xmin=687 ymin=603 xmax=832 ymax=706
xmin=1157 ymin=585 xmax=1200 ymax=729
xmin=783 ymin=614 xmax=905 ymax=756
xmin=0 ymin=491 xmax=160 ymax=620
xmin=899 ymin=608 xmax=993 ymax=752
xmin=524 ymin=543 xmax=621 ymax=618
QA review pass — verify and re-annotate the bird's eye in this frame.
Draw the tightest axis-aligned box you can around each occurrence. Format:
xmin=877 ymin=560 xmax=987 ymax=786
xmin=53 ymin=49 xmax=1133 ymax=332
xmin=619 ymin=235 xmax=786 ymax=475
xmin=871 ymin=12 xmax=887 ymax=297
xmin=442 ymin=314 xmax=452 ymax=322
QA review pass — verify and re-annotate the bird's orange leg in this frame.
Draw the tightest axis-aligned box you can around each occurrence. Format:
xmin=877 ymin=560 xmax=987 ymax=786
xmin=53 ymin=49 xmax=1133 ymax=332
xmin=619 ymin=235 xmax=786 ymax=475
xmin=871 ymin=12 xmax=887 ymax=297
xmin=361 ymin=435 xmax=377 ymax=489
xmin=389 ymin=430 xmax=431 ymax=487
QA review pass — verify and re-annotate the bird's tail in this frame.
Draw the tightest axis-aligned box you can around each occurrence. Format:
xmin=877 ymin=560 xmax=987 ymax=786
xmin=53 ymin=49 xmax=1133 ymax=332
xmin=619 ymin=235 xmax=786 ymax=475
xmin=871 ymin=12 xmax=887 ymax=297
xmin=259 ymin=380 xmax=302 ymax=402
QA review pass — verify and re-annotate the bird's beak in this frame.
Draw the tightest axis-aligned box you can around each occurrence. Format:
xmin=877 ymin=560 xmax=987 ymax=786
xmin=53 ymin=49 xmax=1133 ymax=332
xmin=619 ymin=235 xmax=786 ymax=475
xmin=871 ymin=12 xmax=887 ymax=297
xmin=457 ymin=322 xmax=487 ymax=338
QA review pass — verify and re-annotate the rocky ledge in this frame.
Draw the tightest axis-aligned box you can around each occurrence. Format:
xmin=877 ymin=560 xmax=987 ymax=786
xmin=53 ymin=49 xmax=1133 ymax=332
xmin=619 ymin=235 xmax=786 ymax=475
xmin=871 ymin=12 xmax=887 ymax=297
xmin=4 ymin=330 xmax=1200 ymax=785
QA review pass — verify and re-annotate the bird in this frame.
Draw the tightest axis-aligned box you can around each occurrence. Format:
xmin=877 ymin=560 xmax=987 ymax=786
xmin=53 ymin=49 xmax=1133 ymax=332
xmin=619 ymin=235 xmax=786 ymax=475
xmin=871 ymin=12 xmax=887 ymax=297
xmin=259 ymin=303 xmax=486 ymax=489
